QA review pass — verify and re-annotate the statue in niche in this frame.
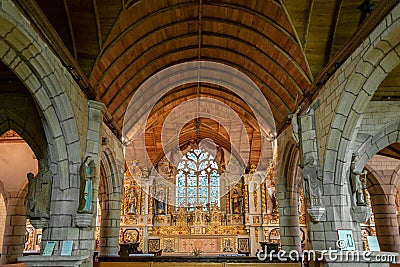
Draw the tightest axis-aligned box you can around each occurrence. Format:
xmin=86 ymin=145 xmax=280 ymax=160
xmin=194 ymin=205 xmax=204 ymax=225
xmin=27 ymin=172 xmax=37 ymax=218
xmin=350 ymin=153 xmax=368 ymax=206
xmin=301 ymin=156 xmax=323 ymax=207
xmin=77 ymin=156 xmax=95 ymax=213
xmin=128 ymin=186 xmax=139 ymax=214
xmin=210 ymin=202 xmax=221 ymax=224
xmin=267 ymin=182 xmax=278 ymax=214
xmin=176 ymin=206 xmax=187 ymax=225
xmin=155 ymin=189 xmax=166 ymax=215
xmin=27 ymin=159 xmax=52 ymax=219
xmin=231 ymin=186 xmax=242 ymax=214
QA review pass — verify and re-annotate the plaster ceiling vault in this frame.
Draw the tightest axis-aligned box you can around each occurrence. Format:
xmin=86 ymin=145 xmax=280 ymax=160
xmin=10 ymin=0 xmax=400 ymax=166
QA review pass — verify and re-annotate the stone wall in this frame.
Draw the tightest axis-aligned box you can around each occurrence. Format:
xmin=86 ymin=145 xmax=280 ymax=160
xmin=358 ymin=102 xmax=400 ymax=135
xmin=0 ymin=193 xmax=6 ymax=253
xmin=302 ymin=2 xmax=400 ymax=251
xmin=0 ymin=1 xmax=104 ymax=266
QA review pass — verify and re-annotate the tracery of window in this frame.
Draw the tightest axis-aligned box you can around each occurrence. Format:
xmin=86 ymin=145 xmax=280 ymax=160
xmin=176 ymin=148 xmax=220 ymax=210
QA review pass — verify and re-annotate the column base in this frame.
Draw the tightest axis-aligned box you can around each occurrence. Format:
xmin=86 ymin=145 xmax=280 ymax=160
xmin=18 ymin=255 xmax=89 ymax=267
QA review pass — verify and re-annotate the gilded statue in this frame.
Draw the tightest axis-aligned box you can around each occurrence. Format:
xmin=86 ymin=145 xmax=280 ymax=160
xmin=27 ymin=159 xmax=52 ymax=219
xmin=231 ymin=186 xmax=242 ymax=214
xmin=350 ymin=153 xmax=367 ymax=206
xmin=77 ymin=156 xmax=95 ymax=213
xmin=301 ymin=156 xmax=323 ymax=207
xmin=155 ymin=190 xmax=166 ymax=215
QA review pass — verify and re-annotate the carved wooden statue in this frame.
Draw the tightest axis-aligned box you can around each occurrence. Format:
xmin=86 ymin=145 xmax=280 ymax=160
xmin=77 ymin=156 xmax=95 ymax=213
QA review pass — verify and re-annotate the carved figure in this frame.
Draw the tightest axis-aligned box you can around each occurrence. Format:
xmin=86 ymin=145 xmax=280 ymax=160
xmin=301 ymin=156 xmax=323 ymax=207
xmin=155 ymin=190 xmax=166 ymax=215
xmin=231 ymin=186 xmax=242 ymax=214
xmin=78 ymin=156 xmax=95 ymax=213
xmin=27 ymin=172 xmax=36 ymax=218
xmin=350 ymin=153 xmax=367 ymax=206
xmin=128 ymin=186 xmax=138 ymax=214
xmin=27 ymin=159 xmax=52 ymax=219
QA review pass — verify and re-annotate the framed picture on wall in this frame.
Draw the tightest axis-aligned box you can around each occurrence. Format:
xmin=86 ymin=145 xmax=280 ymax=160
xmin=123 ymin=228 xmax=139 ymax=243
xmin=148 ymin=239 xmax=160 ymax=252
xmin=238 ymin=238 xmax=249 ymax=252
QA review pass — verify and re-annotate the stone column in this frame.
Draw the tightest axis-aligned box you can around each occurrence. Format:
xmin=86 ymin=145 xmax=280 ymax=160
xmin=80 ymin=100 xmax=105 ymax=267
xmin=99 ymin=196 xmax=121 ymax=256
xmin=1 ymin=192 xmax=27 ymax=264
xmin=276 ymin=179 xmax=301 ymax=253
xmin=370 ymin=193 xmax=400 ymax=253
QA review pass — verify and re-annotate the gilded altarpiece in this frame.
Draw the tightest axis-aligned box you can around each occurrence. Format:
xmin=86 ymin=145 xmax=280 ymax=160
xmin=118 ymin=151 xmax=312 ymax=256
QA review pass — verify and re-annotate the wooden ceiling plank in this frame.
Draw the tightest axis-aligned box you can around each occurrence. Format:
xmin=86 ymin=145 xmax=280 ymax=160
xmin=325 ymin=0 xmax=343 ymax=64
xmin=62 ymin=0 xmax=77 ymax=59
xmin=303 ymin=0 xmax=314 ymax=52
xmin=99 ymin=32 xmax=302 ymax=108
xmin=280 ymin=0 xmax=313 ymax=80
xmin=107 ymin=49 xmax=289 ymax=125
xmin=92 ymin=0 xmax=103 ymax=49
xmin=95 ymin=16 xmax=310 ymax=96
xmin=103 ymin=43 xmax=291 ymax=110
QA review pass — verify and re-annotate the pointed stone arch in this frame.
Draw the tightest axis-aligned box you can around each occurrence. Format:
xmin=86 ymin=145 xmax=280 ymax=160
xmin=98 ymin=147 xmax=123 ymax=256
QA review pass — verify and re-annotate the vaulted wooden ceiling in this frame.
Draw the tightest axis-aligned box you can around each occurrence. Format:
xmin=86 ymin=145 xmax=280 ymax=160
xmin=13 ymin=0 xmax=400 ymax=166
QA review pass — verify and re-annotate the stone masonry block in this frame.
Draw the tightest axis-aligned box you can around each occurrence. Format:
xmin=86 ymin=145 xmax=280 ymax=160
xmin=53 ymin=94 xmax=74 ymax=121
xmin=62 ymin=118 xmax=80 ymax=145
xmin=364 ymin=47 xmax=385 ymax=66
xmin=380 ymin=50 xmax=400 ymax=73
xmin=54 ymin=135 xmax=68 ymax=161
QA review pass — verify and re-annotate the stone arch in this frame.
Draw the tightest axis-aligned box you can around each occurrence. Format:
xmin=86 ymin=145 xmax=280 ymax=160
xmin=276 ymin=139 xmax=302 ymax=253
xmin=98 ymin=148 xmax=123 ymax=256
xmin=322 ymin=4 xmax=400 ymax=184
xmin=364 ymin=164 xmax=400 ymax=253
xmin=0 ymin=183 xmax=29 ymax=264
xmin=0 ymin=1 xmax=82 ymax=191
xmin=391 ymin=163 xmax=400 ymax=188
xmin=0 ymin=1 xmax=89 ymax=262
xmin=0 ymin=105 xmax=47 ymax=160
xmin=357 ymin=120 xmax=400 ymax=171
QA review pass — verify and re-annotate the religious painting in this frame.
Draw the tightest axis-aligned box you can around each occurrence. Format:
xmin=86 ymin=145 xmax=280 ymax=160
xmin=123 ymin=229 xmax=139 ymax=243
xmin=238 ymin=238 xmax=249 ymax=252
xmin=148 ymin=239 xmax=160 ymax=252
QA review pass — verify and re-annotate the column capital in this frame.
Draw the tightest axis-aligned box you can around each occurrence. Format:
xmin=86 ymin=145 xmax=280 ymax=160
xmin=88 ymin=100 xmax=105 ymax=112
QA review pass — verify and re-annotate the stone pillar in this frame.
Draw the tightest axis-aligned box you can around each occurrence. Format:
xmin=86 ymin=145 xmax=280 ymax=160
xmin=74 ymin=100 xmax=105 ymax=267
xmin=1 ymin=192 xmax=27 ymax=264
xmin=370 ymin=193 xmax=400 ymax=253
xmin=276 ymin=179 xmax=301 ymax=253
xmin=99 ymin=196 xmax=121 ymax=256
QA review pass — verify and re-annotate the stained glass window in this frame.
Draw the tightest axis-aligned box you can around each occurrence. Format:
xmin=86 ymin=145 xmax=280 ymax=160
xmin=175 ymin=148 xmax=220 ymax=209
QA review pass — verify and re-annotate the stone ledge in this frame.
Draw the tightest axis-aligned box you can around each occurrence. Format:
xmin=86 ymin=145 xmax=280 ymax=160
xmin=18 ymin=255 xmax=89 ymax=267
